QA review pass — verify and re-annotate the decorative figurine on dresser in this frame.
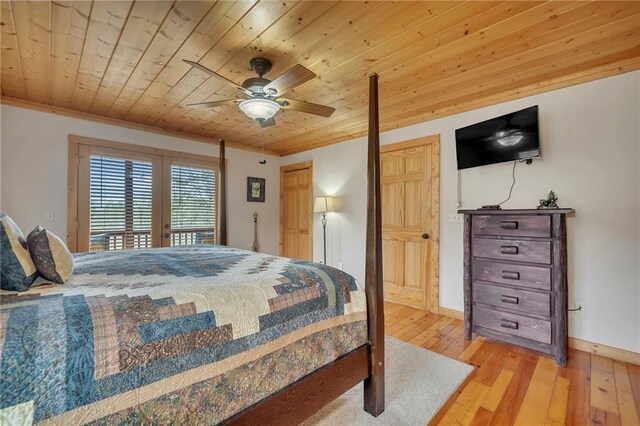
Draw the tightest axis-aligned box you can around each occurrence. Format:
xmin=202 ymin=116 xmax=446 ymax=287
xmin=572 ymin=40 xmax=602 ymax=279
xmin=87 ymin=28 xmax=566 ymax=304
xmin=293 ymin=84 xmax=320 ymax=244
xmin=459 ymin=208 xmax=575 ymax=367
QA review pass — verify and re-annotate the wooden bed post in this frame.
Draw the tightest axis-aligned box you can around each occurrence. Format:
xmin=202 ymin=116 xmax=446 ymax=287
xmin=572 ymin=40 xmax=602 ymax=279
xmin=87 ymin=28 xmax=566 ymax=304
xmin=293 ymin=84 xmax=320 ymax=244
xmin=219 ymin=139 xmax=228 ymax=246
xmin=363 ymin=72 xmax=385 ymax=417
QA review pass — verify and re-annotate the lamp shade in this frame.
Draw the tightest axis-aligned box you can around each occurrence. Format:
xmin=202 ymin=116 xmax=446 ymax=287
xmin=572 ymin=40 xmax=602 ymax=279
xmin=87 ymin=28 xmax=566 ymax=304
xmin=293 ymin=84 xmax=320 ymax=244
xmin=314 ymin=196 xmax=335 ymax=213
xmin=238 ymin=98 xmax=280 ymax=121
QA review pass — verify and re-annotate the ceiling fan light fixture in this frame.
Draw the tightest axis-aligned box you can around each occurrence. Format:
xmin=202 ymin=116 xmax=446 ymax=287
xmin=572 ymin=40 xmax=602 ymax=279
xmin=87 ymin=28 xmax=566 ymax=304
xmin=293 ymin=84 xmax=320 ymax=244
xmin=239 ymin=98 xmax=280 ymax=121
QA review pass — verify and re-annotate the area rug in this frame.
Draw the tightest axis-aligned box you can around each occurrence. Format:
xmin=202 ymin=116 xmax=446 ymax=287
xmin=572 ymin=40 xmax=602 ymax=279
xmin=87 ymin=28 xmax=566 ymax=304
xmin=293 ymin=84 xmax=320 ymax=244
xmin=303 ymin=336 xmax=474 ymax=426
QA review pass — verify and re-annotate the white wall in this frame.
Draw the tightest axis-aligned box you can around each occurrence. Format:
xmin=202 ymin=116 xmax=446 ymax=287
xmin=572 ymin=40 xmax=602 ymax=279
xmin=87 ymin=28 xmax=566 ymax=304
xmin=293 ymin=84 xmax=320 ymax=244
xmin=0 ymin=105 xmax=280 ymax=255
xmin=283 ymin=71 xmax=640 ymax=353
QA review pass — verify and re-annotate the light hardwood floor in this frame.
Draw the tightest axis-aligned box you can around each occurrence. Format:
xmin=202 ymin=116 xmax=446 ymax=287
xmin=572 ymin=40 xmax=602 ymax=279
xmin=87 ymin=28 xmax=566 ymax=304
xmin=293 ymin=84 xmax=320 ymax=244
xmin=384 ymin=301 xmax=640 ymax=425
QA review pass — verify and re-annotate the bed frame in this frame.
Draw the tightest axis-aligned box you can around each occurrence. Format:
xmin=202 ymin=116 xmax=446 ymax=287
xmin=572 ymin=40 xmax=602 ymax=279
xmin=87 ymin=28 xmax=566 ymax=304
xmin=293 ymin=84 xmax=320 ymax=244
xmin=217 ymin=74 xmax=385 ymax=425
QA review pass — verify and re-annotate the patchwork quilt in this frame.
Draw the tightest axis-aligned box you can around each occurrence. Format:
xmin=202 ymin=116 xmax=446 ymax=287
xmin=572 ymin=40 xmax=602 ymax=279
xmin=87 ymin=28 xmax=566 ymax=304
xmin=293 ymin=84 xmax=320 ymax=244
xmin=0 ymin=245 xmax=368 ymax=425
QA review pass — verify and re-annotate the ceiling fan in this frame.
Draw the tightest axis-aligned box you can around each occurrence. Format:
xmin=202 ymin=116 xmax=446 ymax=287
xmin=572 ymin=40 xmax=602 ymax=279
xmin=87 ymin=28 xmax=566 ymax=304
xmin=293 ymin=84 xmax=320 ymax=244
xmin=183 ymin=58 xmax=335 ymax=127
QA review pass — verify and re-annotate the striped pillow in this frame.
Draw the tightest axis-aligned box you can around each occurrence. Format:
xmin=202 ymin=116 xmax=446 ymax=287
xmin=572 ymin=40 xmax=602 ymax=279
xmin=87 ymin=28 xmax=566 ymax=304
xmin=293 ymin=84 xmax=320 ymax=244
xmin=0 ymin=211 xmax=38 ymax=291
xmin=27 ymin=226 xmax=74 ymax=284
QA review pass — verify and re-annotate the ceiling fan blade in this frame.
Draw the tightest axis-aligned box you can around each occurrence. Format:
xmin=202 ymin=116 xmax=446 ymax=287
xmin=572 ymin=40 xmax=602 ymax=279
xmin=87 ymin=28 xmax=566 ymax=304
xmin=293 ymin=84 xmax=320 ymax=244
xmin=260 ymin=117 xmax=276 ymax=128
xmin=264 ymin=64 xmax=315 ymax=96
xmin=186 ymin=99 xmax=240 ymax=109
xmin=183 ymin=60 xmax=246 ymax=93
xmin=279 ymin=98 xmax=335 ymax=117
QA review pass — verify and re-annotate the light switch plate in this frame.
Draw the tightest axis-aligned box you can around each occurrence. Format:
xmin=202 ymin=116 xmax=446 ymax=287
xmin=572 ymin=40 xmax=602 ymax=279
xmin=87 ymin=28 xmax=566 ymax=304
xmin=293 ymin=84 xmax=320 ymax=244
xmin=44 ymin=210 xmax=55 ymax=222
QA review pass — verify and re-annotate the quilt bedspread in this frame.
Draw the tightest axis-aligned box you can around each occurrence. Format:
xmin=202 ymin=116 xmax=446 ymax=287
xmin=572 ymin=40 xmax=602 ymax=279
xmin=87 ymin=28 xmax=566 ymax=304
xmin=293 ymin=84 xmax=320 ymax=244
xmin=0 ymin=245 xmax=368 ymax=425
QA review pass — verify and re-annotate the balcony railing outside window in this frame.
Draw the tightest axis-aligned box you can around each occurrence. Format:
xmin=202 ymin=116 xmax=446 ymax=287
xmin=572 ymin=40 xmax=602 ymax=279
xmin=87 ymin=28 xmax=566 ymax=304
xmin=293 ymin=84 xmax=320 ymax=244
xmin=89 ymin=229 xmax=214 ymax=251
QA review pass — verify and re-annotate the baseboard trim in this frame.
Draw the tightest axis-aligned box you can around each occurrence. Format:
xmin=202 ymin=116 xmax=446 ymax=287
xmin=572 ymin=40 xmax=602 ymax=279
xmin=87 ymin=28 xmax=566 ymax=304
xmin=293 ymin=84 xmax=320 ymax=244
xmin=438 ymin=306 xmax=463 ymax=320
xmin=438 ymin=306 xmax=639 ymax=365
xmin=569 ymin=337 xmax=640 ymax=365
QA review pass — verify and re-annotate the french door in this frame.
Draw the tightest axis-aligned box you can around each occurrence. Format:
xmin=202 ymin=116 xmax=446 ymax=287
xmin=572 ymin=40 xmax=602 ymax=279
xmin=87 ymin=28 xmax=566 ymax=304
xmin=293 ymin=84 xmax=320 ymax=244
xmin=70 ymin=137 xmax=219 ymax=253
xmin=161 ymin=158 xmax=218 ymax=248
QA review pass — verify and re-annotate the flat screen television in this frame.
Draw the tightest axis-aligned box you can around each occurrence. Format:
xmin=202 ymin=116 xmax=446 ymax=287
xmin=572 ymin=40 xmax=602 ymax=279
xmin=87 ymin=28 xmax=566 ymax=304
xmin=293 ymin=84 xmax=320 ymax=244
xmin=455 ymin=105 xmax=540 ymax=170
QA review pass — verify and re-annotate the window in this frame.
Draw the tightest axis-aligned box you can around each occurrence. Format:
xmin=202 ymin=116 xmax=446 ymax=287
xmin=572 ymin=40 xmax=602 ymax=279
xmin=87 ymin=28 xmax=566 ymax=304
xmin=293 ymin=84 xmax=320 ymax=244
xmin=170 ymin=164 xmax=216 ymax=246
xmin=89 ymin=156 xmax=153 ymax=251
xmin=68 ymin=136 xmax=220 ymax=253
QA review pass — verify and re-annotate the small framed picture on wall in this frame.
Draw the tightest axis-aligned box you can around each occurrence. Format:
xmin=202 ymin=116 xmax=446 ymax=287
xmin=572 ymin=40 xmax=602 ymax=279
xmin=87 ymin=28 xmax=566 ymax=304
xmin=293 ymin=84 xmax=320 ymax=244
xmin=247 ymin=177 xmax=266 ymax=202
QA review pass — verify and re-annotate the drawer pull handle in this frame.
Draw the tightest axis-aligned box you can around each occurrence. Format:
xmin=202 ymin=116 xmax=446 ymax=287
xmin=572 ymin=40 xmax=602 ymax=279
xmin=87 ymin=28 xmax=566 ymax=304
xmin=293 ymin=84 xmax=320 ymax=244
xmin=502 ymin=271 xmax=520 ymax=280
xmin=500 ymin=295 xmax=519 ymax=304
xmin=500 ymin=319 xmax=519 ymax=330
xmin=500 ymin=245 xmax=519 ymax=255
xmin=500 ymin=221 xmax=518 ymax=230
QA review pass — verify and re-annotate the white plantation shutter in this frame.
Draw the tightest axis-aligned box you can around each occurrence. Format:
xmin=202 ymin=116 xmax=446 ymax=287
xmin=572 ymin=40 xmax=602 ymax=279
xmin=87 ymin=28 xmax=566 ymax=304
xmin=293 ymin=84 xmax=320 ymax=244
xmin=170 ymin=164 xmax=216 ymax=246
xmin=89 ymin=155 xmax=153 ymax=251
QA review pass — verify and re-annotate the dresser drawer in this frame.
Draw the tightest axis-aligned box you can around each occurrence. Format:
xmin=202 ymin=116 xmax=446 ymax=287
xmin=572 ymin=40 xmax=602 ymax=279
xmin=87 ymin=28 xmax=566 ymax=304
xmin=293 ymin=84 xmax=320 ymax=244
xmin=473 ymin=260 xmax=551 ymax=291
xmin=473 ymin=283 xmax=551 ymax=316
xmin=474 ymin=305 xmax=551 ymax=344
xmin=473 ymin=238 xmax=551 ymax=264
xmin=473 ymin=215 xmax=551 ymax=238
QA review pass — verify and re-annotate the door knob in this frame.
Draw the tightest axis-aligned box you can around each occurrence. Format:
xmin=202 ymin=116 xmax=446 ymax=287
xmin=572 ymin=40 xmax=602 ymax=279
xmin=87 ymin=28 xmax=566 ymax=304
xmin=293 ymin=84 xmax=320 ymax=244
xmin=163 ymin=233 xmax=170 ymax=238
xmin=422 ymin=233 xmax=429 ymax=239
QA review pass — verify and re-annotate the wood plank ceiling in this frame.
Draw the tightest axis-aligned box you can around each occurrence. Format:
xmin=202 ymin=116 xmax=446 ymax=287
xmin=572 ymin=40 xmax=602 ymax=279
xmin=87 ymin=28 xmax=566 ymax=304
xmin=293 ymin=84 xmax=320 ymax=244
xmin=1 ymin=1 xmax=639 ymax=156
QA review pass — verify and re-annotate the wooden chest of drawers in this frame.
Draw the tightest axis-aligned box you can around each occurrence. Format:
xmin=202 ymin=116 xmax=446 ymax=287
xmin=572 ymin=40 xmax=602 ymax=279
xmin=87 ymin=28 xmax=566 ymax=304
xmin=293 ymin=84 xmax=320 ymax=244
xmin=459 ymin=208 xmax=574 ymax=367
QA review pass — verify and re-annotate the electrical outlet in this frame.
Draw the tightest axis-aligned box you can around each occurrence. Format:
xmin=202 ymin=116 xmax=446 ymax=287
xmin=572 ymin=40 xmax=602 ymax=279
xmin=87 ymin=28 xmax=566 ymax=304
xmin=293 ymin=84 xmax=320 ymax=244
xmin=449 ymin=213 xmax=463 ymax=224
xmin=337 ymin=262 xmax=343 ymax=270
xmin=44 ymin=210 xmax=55 ymax=222
xmin=571 ymin=301 xmax=586 ymax=316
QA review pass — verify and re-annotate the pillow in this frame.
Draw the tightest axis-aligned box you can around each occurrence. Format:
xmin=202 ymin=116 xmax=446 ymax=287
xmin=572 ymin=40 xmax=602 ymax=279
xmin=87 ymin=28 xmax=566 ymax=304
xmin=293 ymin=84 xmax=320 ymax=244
xmin=27 ymin=226 xmax=74 ymax=284
xmin=0 ymin=211 xmax=38 ymax=291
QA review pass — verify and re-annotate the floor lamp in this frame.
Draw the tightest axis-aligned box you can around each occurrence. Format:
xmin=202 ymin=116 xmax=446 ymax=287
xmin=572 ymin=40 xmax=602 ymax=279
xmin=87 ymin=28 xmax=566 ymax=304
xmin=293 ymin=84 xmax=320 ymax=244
xmin=314 ymin=196 xmax=335 ymax=265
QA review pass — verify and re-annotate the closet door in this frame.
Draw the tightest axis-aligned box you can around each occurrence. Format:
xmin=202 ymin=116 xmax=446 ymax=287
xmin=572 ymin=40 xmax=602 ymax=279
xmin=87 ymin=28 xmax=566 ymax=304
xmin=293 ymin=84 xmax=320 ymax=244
xmin=381 ymin=137 xmax=438 ymax=311
xmin=161 ymin=158 xmax=219 ymax=247
xmin=280 ymin=162 xmax=313 ymax=260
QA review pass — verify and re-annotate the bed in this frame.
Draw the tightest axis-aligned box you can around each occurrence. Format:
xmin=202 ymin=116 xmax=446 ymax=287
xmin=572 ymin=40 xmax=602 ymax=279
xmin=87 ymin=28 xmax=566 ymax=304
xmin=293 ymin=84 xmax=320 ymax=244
xmin=0 ymin=74 xmax=384 ymax=425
